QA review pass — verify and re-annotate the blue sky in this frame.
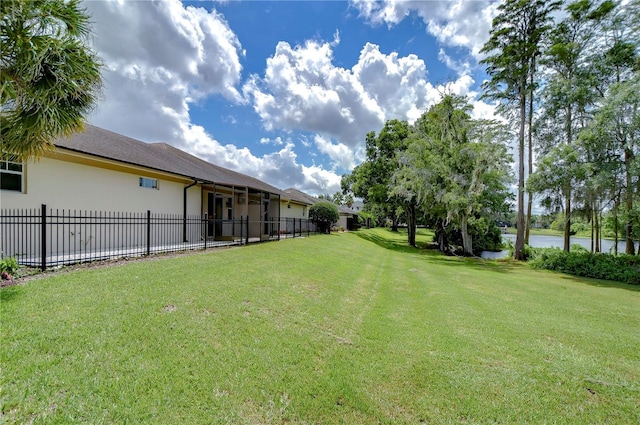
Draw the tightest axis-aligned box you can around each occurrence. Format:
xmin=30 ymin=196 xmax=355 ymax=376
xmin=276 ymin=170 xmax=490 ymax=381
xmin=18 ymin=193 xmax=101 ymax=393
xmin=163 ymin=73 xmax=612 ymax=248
xmin=84 ymin=0 xmax=501 ymax=195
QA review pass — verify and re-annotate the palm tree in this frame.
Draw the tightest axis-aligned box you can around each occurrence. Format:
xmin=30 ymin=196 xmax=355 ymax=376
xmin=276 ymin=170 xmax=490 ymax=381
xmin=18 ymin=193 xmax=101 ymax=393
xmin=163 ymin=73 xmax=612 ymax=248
xmin=1 ymin=0 xmax=102 ymax=160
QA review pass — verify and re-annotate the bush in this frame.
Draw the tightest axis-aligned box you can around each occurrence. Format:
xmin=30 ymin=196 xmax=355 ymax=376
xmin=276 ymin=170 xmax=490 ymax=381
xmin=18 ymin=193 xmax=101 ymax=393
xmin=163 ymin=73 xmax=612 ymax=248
xmin=443 ymin=217 xmax=503 ymax=254
xmin=0 ymin=257 xmax=20 ymax=280
xmin=529 ymin=249 xmax=640 ymax=285
xmin=570 ymin=244 xmax=589 ymax=253
xmin=504 ymin=240 xmax=537 ymax=261
xmin=470 ymin=217 xmax=503 ymax=253
xmin=309 ymin=202 xmax=340 ymax=234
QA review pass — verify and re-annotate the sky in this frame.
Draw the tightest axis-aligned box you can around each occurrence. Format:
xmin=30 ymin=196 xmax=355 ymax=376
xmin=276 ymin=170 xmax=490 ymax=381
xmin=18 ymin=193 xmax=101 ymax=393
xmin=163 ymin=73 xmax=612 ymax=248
xmin=83 ymin=0 xmax=502 ymax=196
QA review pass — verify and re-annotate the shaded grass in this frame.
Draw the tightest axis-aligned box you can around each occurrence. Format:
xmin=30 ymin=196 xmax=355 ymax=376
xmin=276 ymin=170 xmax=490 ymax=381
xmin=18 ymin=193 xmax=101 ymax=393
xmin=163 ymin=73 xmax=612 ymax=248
xmin=1 ymin=229 xmax=639 ymax=424
xmin=355 ymin=226 xmax=437 ymax=254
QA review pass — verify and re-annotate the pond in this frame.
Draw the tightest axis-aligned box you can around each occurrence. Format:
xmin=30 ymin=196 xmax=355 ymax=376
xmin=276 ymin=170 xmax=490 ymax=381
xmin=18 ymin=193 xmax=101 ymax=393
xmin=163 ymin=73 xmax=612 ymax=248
xmin=481 ymin=233 xmax=639 ymax=259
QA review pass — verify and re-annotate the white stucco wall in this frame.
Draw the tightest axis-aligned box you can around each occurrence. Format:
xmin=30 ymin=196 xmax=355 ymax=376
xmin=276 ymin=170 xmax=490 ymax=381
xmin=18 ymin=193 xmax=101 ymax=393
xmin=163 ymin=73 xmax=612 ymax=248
xmin=280 ymin=202 xmax=307 ymax=219
xmin=337 ymin=215 xmax=348 ymax=230
xmin=0 ymin=156 xmax=201 ymax=215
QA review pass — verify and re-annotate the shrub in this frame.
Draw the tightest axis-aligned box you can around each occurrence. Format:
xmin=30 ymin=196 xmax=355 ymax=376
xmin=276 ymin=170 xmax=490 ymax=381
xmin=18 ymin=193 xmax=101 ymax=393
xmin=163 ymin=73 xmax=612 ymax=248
xmin=529 ymin=249 xmax=640 ymax=285
xmin=0 ymin=257 xmax=20 ymax=280
xmin=570 ymin=244 xmax=589 ymax=253
xmin=439 ymin=216 xmax=503 ymax=254
xmin=504 ymin=240 xmax=537 ymax=260
xmin=309 ymin=202 xmax=340 ymax=234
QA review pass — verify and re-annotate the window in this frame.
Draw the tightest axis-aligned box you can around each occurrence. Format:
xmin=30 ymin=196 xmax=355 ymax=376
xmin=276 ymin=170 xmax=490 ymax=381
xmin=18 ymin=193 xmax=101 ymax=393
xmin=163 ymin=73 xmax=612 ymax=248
xmin=226 ymin=197 xmax=233 ymax=219
xmin=1 ymin=159 xmax=23 ymax=192
xmin=139 ymin=177 xmax=158 ymax=189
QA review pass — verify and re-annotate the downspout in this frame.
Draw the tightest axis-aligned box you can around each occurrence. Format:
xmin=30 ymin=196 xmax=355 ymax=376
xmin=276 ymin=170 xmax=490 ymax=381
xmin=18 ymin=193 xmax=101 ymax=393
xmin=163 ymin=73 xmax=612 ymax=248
xmin=183 ymin=178 xmax=198 ymax=242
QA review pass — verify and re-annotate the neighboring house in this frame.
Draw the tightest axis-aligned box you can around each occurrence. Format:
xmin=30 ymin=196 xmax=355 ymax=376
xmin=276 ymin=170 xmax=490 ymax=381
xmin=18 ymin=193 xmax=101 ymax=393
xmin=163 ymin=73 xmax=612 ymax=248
xmin=351 ymin=200 xmax=364 ymax=212
xmin=280 ymin=188 xmax=312 ymax=220
xmin=279 ymin=188 xmax=315 ymax=235
xmin=1 ymin=125 xmax=282 ymax=242
xmin=280 ymin=188 xmax=359 ymax=231
xmin=337 ymin=204 xmax=360 ymax=231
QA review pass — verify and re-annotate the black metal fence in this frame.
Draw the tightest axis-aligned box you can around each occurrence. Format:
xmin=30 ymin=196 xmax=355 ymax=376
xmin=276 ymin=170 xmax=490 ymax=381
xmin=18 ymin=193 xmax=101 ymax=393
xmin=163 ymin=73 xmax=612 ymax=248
xmin=1 ymin=205 xmax=318 ymax=270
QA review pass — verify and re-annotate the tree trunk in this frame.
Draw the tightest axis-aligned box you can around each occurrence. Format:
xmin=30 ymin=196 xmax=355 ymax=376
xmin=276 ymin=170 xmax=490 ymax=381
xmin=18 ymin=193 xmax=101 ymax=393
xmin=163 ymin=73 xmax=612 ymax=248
xmin=436 ymin=220 xmax=448 ymax=254
xmin=590 ymin=204 xmax=602 ymax=254
xmin=525 ymin=64 xmax=535 ymax=246
xmin=563 ymin=104 xmax=572 ymax=253
xmin=513 ymin=93 xmax=527 ymax=261
xmin=407 ymin=201 xmax=416 ymax=247
xmin=590 ymin=207 xmax=595 ymax=253
xmin=614 ymin=199 xmax=619 ymax=256
xmin=595 ymin=205 xmax=601 ymax=253
xmin=461 ymin=213 xmax=473 ymax=256
xmin=564 ymin=192 xmax=571 ymax=253
xmin=625 ymin=148 xmax=635 ymax=255
xmin=525 ymin=195 xmax=532 ymax=245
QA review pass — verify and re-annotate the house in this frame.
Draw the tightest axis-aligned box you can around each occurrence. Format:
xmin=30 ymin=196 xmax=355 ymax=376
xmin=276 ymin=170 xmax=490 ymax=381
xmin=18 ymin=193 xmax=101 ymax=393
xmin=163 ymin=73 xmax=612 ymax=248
xmin=280 ymin=188 xmax=359 ymax=231
xmin=1 ymin=125 xmax=282 ymax=243
xmin=279 ymin=188 xmax=314 ymax=236
xmin=280 ymin=188 xmax=313 ymax=220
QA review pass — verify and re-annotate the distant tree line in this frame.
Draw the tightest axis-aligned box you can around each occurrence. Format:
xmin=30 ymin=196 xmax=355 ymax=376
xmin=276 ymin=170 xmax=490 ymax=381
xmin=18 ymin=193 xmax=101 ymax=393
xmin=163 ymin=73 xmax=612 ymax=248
xmin=343 ymin=0 xmax=639 ymax=258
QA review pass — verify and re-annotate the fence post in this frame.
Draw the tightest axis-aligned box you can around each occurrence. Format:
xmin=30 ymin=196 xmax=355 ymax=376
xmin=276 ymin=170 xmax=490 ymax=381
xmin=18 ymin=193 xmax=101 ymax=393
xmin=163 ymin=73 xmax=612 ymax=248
xmin=146 ymin=210 xmax=151 ymax=256
xmin=245 ymin=216 xmax=249 ymax=245
xmin=203 ymin=216 xmax=207 ymax=250
xmin=40 ymin=204 xmax=47 ymax=271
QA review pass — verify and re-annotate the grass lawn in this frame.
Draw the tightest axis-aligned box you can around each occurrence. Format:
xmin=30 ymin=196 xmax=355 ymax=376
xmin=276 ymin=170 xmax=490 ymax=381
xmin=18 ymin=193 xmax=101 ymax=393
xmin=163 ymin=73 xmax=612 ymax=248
xmin=1 ymin=228 xmax=639 ymax=424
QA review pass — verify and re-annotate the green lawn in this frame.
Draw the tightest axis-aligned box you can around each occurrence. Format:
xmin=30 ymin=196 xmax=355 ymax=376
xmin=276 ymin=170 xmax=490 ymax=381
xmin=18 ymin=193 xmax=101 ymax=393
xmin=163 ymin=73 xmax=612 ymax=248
xmin=1 ymin=228 xmax=639 ymax=424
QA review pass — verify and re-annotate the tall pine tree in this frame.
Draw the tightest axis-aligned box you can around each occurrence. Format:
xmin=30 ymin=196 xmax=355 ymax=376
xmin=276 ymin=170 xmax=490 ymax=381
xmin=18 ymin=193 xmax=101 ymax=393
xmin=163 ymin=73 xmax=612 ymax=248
xmin=481 ymin=0 xmax=561 ymax=260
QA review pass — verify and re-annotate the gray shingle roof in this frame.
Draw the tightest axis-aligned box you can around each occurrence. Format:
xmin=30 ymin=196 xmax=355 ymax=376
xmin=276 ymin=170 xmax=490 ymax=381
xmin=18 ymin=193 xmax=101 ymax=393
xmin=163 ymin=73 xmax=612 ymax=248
xmin=281 ymin=188 xmax=316 ymax=205
xmin=54 ymin=125 xmax=282 ymax=194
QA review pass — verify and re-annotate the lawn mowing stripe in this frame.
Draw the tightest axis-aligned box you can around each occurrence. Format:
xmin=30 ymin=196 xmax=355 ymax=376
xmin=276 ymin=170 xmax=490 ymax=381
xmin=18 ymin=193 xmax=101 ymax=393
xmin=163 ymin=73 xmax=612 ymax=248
xmin=1 ymin=229 xmax=638 ymax=424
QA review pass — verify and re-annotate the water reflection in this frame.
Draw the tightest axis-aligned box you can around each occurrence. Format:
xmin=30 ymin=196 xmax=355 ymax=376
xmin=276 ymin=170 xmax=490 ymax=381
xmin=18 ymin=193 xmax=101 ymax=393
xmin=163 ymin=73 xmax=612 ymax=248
xmin=481 ymin=234 xmax=639 ymax=259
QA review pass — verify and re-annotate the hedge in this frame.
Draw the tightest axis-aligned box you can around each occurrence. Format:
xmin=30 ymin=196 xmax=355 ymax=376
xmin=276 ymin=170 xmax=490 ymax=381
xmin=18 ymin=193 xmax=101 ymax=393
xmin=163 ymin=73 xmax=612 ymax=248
xmin=528 ymin=249 xmax=640 ymax=285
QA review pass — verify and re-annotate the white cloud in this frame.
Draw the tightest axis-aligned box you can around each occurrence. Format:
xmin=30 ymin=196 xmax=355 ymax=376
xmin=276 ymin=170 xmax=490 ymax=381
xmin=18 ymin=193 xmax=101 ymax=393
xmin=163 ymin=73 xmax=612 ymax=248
xmin=88 ymin=0 xmax=243 ymax=101
xmin=351 ymin=0 xmax=500 ymax=59
xmin=185 ymin=124 xmax=339 ymax=194
xmin=313 ymin=134 xmax=356 ymax=170
xmin=82 ymin=0 xmax=344 ymax=195
xmin=260 ymin=136 xmax=286 ymax=146
xmin=85 ymin=0 xmax=244 ymax=143
xmin=243 ymin=39 xmax=481 ymax=169
xmin=301 ymin=165 xmax=344 ymax=194
xmin=243 ymin=38 xmax=381 ymax=148
xmin=81 ymin=0 xmax=498 ymax=197
xmin=438 ymin=49 xmax=471 ymax=75
xmin=470 ymin=99 xmax=502 ymax=122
